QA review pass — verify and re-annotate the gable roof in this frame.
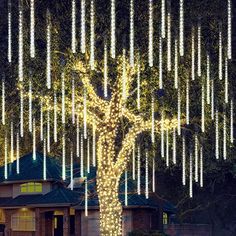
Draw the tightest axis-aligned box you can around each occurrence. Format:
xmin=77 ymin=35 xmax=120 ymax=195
xmin=0 ymin=152 xmax=62 ymax=184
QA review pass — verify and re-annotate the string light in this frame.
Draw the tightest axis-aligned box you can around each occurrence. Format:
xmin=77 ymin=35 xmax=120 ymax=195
xmin=62 ymin=131 xmax=66 ymax=180
xmin=104 ymin=43 xmax=108 ymax=98
xmin=200 ymin=146 xmax=203 ymax=188
xmin=206 ymin=54 xmax=210 ymax=104
xmin=173 ymin=128 xmax=176 ymax=164
xmin=167 ymin=1 xmax=171 ymax=71
xmin=81 ymin=0 xmax=86 ymax=53
xmin=166 ymin=130 xmax=169 ymax=167
xmin=228 ymin=0 xmax=232 ymax=60
xmin=2 ymin=80 xmax=5 ymax=125
xmin=137 ymin=145 xmax=141 ymax=195
xmin=111 ymin=0 xmax=116 ymax=58
xmin=179 ymin=0 xmax=184 ymax=56
xmin=71 ymin=150 xmax=74 ymax=190
xmin=83 ymin=88 xmax=87 ymax=139
xmin=18 ymin=0 xmax=23 ymax=81
xmin=152 ymin=151 xmax=155 ymax=192
xmin=92 ymin=120 xmax=96 ymax=166
xmin=230 ymin=100 xmax=234 ymax=143
xmin=211 ymin=79 xmax=215 ymax=120
xmin=161 ymin=111 xmax=165 ymax=158
xmin=76 ymin=114 xmax=80 ymax=157
xmin=40 ymin=100 xmax=44 ymax=141
xmin=4 ymin=135 xmax=8 ymax=180
xmin=194 ymin=134 xmax=198 ymax=183
xmin=8 ymin=0 xmax=12 ymax=63
xmin=174 ymin=38 xmax=178 ymax=89
xmin=46 ymin=9 xmax=51 ymax=89
xmin=125 ymin=171 xmax=128 ymax=205
xmin=186 ymin=77 xmax=189 ymax=125
xmin=201 ymin=82 xmax=205 ymax=133
xmin=90 ymin=0 xmax=95 ymax=70
xmin=29 ymin=80 xmax=32 ymax=132
xmin=129 ymin=0 xmax=134 ymax=67
xmin=81 ymin=133 xmax=84 ymax=177
xmin=72 ymin=77 xmax=75 ymax=124
xmin=189 ymin=151 xmax=193 ymax=198
xmin=33 ymin=118 xmax=36 ymax=161
xmin=10 ymin=121 xmax=14 ymax=163
xmin=191 ymin=27 xmax=195 ymax=81
xmin=47 ymin=109 xmax=50 ymax=153
xmin=85 ymin=178 xmax=88 ymax=216
xmin=30 ymin=0 xmax=35 ymax=58
xmin=16 ymin=132 xmax=20 ymax=174
xmin=225 ymin=57 xmax=229 ymax=104
xmin=145 ymin=152 xmax=149 ymax=199
xmin=215 ymin=109 xmax=219 ymax=159
xmin=54 ymin=92 xmax=57 ymax=142
xmin=219 ymin=22 xmax=223 ymax=81
xmin=159 ymin=36 xmax=163 ymax=89
xmin=178 ymin=88 xmax=181 ymax=135
xmin=182 ymin=135 xmax=186 ymax=186
xmin=20 ymin=88 xmax=24 ymax=138
xmin=148 ymin=0 xmax=153 ymax=67
xmin=151 ymin=95 xmax=155 ymax=143
xmin=132 ymin=143 xmax=135 ymax=180
xmin=71 ymin=0 xmax=76 ymax=53
xmin=197 ymin=20 xmax=201 ymax=77
xmin=62 ymin=73 xmax=65 ymax=124
xmin=87 ymin=137 xmax=90 ymax=173
xmin=43 ymin=138 xmax=46 ymax=180
xmin=223 ymin=112 xmax=227 ymax=160
xmin=161 ymin=0 xmax=166 ymax=38
xmin=137 ymin=59 xmax=141 ymax=110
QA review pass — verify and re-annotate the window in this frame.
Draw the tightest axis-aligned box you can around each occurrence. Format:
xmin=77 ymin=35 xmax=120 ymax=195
xmin=163 ymin=212 xmax=168 ymax=225
xmin=11 ymin=209 xmax=35 ymax=231
xmin=20 ymin=182 xmax=42 ymax=193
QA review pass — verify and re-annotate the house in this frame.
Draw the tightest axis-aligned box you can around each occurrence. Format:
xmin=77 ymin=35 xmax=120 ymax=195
xmin=0 ymin=152 xmax=176 ymax=236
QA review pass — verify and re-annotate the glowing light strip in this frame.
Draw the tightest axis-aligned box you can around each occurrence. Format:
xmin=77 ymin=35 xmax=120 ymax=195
xmin=228 ymin=0 xmax=232 ymax=60
xmin=189 ymin=151 xmax=193 ymax=198
xmin=47 ymin=110 xmax=50 ymax=153
xmin=46 ymin=10 xmax=51 ymax=89
xmin=182 ymin=136 xmax=186 ymax=185
xmin=72 ymin=78 xmax=75 ymax=124
xmin=18 ymin=0 xmax=23 ymax=81
xmin=151 ymin=95 xmax=155 ymax=143
xmin=71 ymin=0 xmax=76 ymax=53
xmin=30 ymin=0 xmax=35 ymax=58
xmin=85 ymin=178 xmax=88 ymax=216
xmin=4 ymin=136 xmax=8 ymax=179
xmin=81 ymin=0 xmax=86 ymax=53
xmin=197 ymin=21 xmax=201 ymax=77
xmin=40 ymin=100 xmax=43 ymax=141
xmin=8 ymin=0 xmax=12 ymax=63
xmin=174 ymin=38 xmax=178 ymax=89
xmin=152 ymin=152 xmax=155 ymax=192
xmin=166 ymin=130 xmax=169 ymax=167
xmin=104 ymin=43 xmax=108 ymax=98
xmin=215 ymin=110 xmax=219 ymax=159
xmin=43 ymin=138 xmax=46 ymax=180
xmin=173 ymin=128 xmax=176 ymax=164
xmin=2 ymin=80 xmax=5 ymax=125
xmin=145 ymin=152 xmax=149 ymax=199
xmin=33 ymin=118 xmax=36 ymax=161
xmin=161 ymin=0 xmax=166 ymax=38
xmin=132 ymin=143 xmax=135 ymax=180
xmin=179 ymin=0 xmax=184 ymax=56
xmin=167 ymin=4 xmax=171 ymax=71
xmin=10 ymin=122 xmax=14 ymax=163
xmin=137 ymin=145 xmax=141 ymax=195
xmin=125 ymin=171 xmax=128 ymax=205
xmin=194 ymin=134 xmax=198 ymax=182
xmin=178 ymin=88 xmax=181 ymax=135
xmin=230 ymin=100 xmax=234 ymax=143
xmin=83 ymin=88 xmax=87 ymax=139
xmin=161 ymin=111 xmax=165 ymax=158
xmin=76 ymin=114 xmax=80 ymax=157
xmin=219 ymin=23 xmax=223 ymax=81
xmin=137 ymin=60 xmax=141 ymax=110
xmin=200 ymin=146 xmax=203 ymax=187
xmin=62 ymin=132 xmax=66 ymax=180
xmin=54 ymin=92 xmax=57 ymax=142
xmin=29 ymin=80 xmax=32 ymax=132
xmin=87 ymin=138 xmax=90 ymax=173
xmin=186 ymin=78 xmax=189 ymax=125
xmin=225 ymin=58 xmax=228 ymax=104
xmin=71 ymin=151 xmax=74 ymax=190
xmin=148 ymin=0 xmax=153 ymax=67
xmin=191 ymin=27 xmax=195 ymax=81
xmin=206 ymin=54 xmax=210 ymax=104
xmin=223 ymin=112 xmax=227 ymax=160
xmin=130 ymin=0 xmax=134 ymax=66
xmin=92 ymin=121 xmax=96 ymax=166
xmin=81 ymin=133 xmax=84 ymax=177
xmin=20 ymin=88 xmax=24 ymax=138
xmin=16 ymin=132 xmax=20 ymax=174
xmin=159 ymin=36 xmax=163 ymax=89
xmin=201 ymin=82 xmax=205 ymax=132
xmin=211 ymin=80 xmax=214 ymax=120
xmin=90 ymin=0 xmax=95 ymax=70
xmin=111 ymin=0 xmax=116 ymax=58
xmin=62 ymin=73 xmax=65 ymax=124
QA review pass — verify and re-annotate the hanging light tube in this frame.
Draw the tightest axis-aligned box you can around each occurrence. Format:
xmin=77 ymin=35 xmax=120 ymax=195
xmin=20 ymin=88 xmax=24 ymax=138
xmin=81 ymin=0 xmax=86 ymax=53
xmin=215 ymin=109 xmax=219 ymax=159
xmin=62 ymin=132 xmax=66 ymax=180
xmin=129 ymin=0 xmax=134 ymax=66
xmin=179 ymin=0 xmax=184 ymax=56
xmin=30 ymin=0 xmax=35 ymax=58
xmin=206 ymin=54 xmax=210 ymax=104
xmin=110 ymin=0 xmax=116 ymax=58
xmin=90 ymin=0 xmax=95 ymax=70
xmin=16 ymin=132 xmax=20 ymax=174
xmin=54 ymin=92 xmax=57 ymax=142
xmin=223 ymin=112 xmax=227 ymax=160
xmin=148 ymin=0 xmax=153 ymax=67
xmin=230 ymin=100 xmax=234 ymax=143
xmin=228 ymin=0 xmax=232 ymax=60
xmin=46 ymin=10 xmax=51 ymax=89
xmin=71 ymin=0 xmax=76 ymax=53
xmin=182 ymin=135 xmax=186 ymax=186
xmin=159 ymin=36 xmax=163 ymax=89
xmin=18 ymin=0 xmax=23 ymax=81
xmin=33 ymin=118 xmax=36 ymax=160
xmin=8 ymin=0 xmax=12 ymax=63
xmin=29 ymin=80 xmax=32 ymax=132
xmin=145 ymin=152 xmax=149 ymax=199
xmin=194 ymin=134 xmax=198 ymax=183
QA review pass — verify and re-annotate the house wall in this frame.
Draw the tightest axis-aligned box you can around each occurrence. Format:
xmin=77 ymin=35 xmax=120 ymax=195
xmin=0 ymin=185 xmax=12 ymax=198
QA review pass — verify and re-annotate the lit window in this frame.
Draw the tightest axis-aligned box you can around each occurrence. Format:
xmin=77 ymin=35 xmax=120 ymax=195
xmin=11 ymin=209 xmax=35 ymax=231
xmin=20 ymin=182 xmax=42 ymax=193
xmin=163 ymin=212 xmax=168 ymax=225
xmin=0 ymin=209 xmax=5 ymax=223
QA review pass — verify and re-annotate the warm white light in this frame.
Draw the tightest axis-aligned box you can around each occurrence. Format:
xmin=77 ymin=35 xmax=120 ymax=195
xmin=85 ymin=178 xmax=88 ymax=216
xmin=186 ymin=78 xmax=189 ymax=125
xmin=30 ymin=0 xmax=35 ymax=58
xmin=54 ymin=92 xmax=57 ymax=143
xmin=182 ymin=135 xmax=186 ymax=186
xmin=225 ymin=58 xmax=229 ymax=104
xmin=206 ymin=54 xmax=210 ymax=104
xmin=46 ymin=10 xmax=51 ymax=89
xmin=40 ymin=100 xmax=44 ymax=141
xmin=81 ymin=133 xmax=84 ymax=177
xmin=62 ymin=132 xmax=66 ymax=180
xmin=71 ymin=0 xmax=76 ymax=53
xmin=83 ymin=88 xmax=87 ymax=139
xmin=219 ymin=23 xmax=223 ymax=81
xmin=87 ymin=137 xmax=90 ymax=173
xmin=2 ymin=80 xmax=5 ymax=125
xmin=137 ymin=145 xmax=141 ymax=195
xmin=137 ymin=59 xmax=141 ymax=110
xmin=47 ymin=110 xmax=50 ymax=153
xmin=71 ymin=151 xmax=74 ymax=190
xmin=92 ymin=121 xmax=96 ymax=166
xmin=161 ymin=111 xmax=165 ymax=158
xmin=223 ymin=112 xmax=227 ymax=160
xmin=81 ymin=0 xmax=86 ymax=54
xmin=215 ymin=109 xmax=219 ymax=159
xmin=132 ymin=143 xmax=135 ymax=180
xmin=20 ymin=88 xmax=24 ymax=138
xmin=90 ymin=0 xmax=95 ymax=70
xmin=33 ymin=118 xmax=36 ymax=161
xmin=194 ymin=134 xmax=198 ymax=183
xmin=18 ymin=0 xmax=23 ymax=81
xmin=201 ymin=82 xmax=205 ymax=133
xmin=76 ymin=114 xmax=80 ymax=157
xmin=72 ymin=78 xmax=75 ymax=124
xmin=104 ymin=43 xmax=108 ymax=98
xmin=179 ymin=0 xmax=184 ymax=56
xmin=200 ymin=146 xmax=203 ymax=188
xmin=174 ymin=38 xmax=178 ymax=89
xmin=145 ymin=152 xmax=149 ymax=199
xmin=16 ymin=132 xmax=20 ymax=174
xmin=111 ymin=0 xmax=116 ymax=58
xmin=197 ymin=21 xmax=201 ymax=77
xmin=10 ymin=121 xmax=14 ymax=163
xmin=129 ymin=0 xmax=134 ymax=66
xmin=228 ymin=0 xmax=232 ymax=60
xmin=4 ymin=136 xmax=8 ymax=179
xmin=230 ymin=100 xmax=234 ymax=143
xmin=167 ymin=4 xmax=171 ymax=71
xmin=8 ymin=0 xmax=12 ymax=63
xmin=148 ymin=0 xmax=153 ymax=67
xmin=211 ymin=80 xmax=214 ymax=120
xmin=29 ymin=80 xmax=32 ymax=132
xmin=43 ymin=138 xmax=46 ymax=180
xmin=189 ymin=151 xmax=193 ymax=198
xmin=152 ymin=153 xmax=155 ymax=192
xmin=161 ymin=0 xmax=166 ymax=39
xmin=151 ymin=95 xmax=155 ymax=143
xmin=62 ymin=73 xmax=65 ymax=124
xmin=173 ymin=128 xmax=176 ymax=164
xmin=178 ymin=88 xmax=181 ymax=135
xmin=191 ymin=27 xmax=195 ymax=81
xmin=125 ymin=171 xmax=128 ymax=205
xmin=166 ymin=130 xmax=169 ymax=167
xmin=159 ymin=36 xmax=163 ymax=89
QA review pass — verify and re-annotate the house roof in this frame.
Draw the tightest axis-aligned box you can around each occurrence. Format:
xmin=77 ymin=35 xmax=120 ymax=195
xmin=0 ymin=152 xmax=62 ymax=184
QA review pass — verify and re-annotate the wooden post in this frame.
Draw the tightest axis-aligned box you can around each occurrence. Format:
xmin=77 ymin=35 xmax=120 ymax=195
xmin=75 ymin=210 xmax=81 ymax=236
xmin=35 ymin=208 xmax=41 ymax=236
xmin=63 ymin=208 xmax=70 ymax=236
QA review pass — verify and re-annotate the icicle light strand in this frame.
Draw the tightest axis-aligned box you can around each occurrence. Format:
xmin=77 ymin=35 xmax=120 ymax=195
xmin=16 ymin=132 xmax=20 ymax=174
xmin=92 ymin=121 xmax=96 ymax=166
xmin=145 ymin=152 xmax=149 ymax=199
xmin=223 ymin=112 xmax=227 ymax=160
xmin=90 ymin=0 xmax=95 ymax=69
xmin=81 ymin=0 xmax=86 ymax=53
xmin=179 ymin=0 xmax=184 ymax=56
xmin=161 ymin=111 xmax=165 ymax=158
xmin=71 ymin=151 xmax=74 ymax=190
xmin=201 ymin=82 xmax=205 ymax=132
xmin=186 ymin=78 xmax=190 ymax=125
xmin=230 ymin=100 xmax=234 ymax=143
xmin=29 ymin=80 xmax=32 ymax=132
xmin=85 ymin=178 xmax=88 ymax=216
xmin=20 ymin=88 xmax=24 ymax=138
xmin=137 ymin=59 xmax=141 ymax=110
xmin=40 ymin=101 xmax=43 ymax=141
xmin=211 ymin=80 xmax=215 ymax=120
xmin=194 ymin=135 xmax=198 ymax=182
xmin=54 ymin=92 xmax=57 ymax=142
xmin=18 ymin=0 xmax=23 ymax=81
xmin=81 ymin=133 xmax=84 ymax=177
xmin=30 ymin=0 xmax=35 ymax=58
xmin=191 ymin=27 xmax=195 ymax=81
xmin=151 ymin=95 xmax=155 ymax=143
xmin=215 ymin=110 xmax=219 ymax=159
xmin=72 ymin=77 xmax=75 ymax=124
xmin=173 ymin=128 xmax=176 ymax=164
xmin=104 ymin=43 xmax=108 ymax=98
xmin=189 ymin=151 xmax=193 ymax=198
xmin=47 ymin=110 xmax=50 ymax=153
xmin=167 ymin=3 xmax=171 ymax=71
xmin=62 ymin=132 xmax=66 ymax=180
xmin=197 ymin=21 xmax=201 ymax=77
xmin=225 ymin=58 xmax=229 ymax=104
xmin=46 ymin=10 xmax=51 ymax=89
xmin=71 ymin=0 xmax=76 ymax=53
xmin=137 ymin=145 xmax=141 ymax=195
xmin=148 ymin=0 xmax=153 ymax=67
xmin=33 ymin=118 xmax=36 ymax=160
xmin=8 ymin=0 xmax=12 ymax=63
xmin=152 ymin=152 xmax=155 ymax=192
xmin=200 ymin=146 xmax=203 ymax=187
xmin=166 ymin=130 xmax=169 ymax=167
xmin=111 ymin=0 xmax=116 ymax=58
xmin=159 ymin=36 xmax=163 ymax=89
xmin=2 ymin=80 xmax=5 ymax=125
xmin=161 ymin=0 xmax=166 ymax=38
xmin=219 ymin=23 xmax=223 ymax=81
xmin=174 ymin=38 xmax=178 ymax=89
xmin=125 ymin=171 xmax=128 ymax=205
xmin=76 ymin=114 xmax=80 ymax=157
xmin=182 ymin=136 xmax=186 ymax=186
xmin=178 ymin=88 xmax=181 ymax=135
xmin=130 ymin=0 xmax=134 ymax=66
xmin=207 ymin=54 xmax=210 ymax=104
xmin=10 ymin=122 xmax=14 ymax=163
xmin=4 ymin=136 xmax=8 ymax=179
xmin=132 ymin=143 xmax=135 ymax=180
xmin=228 ymin=0 xmax=232 ymax=60
xmin=43 ymin=138 xmax=46 ymax=180
xmin=62 ymin=73 xmax=65 ymax=124
xmin=83 ymin=88 xmax=87 ymax=139
xmin=87 ymin=138 xmax=90 ymax=173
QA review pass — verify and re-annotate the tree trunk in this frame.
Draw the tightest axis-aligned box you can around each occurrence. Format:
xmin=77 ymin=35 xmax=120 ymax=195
xmin=97 ymin=168 xmax=122 ymax=236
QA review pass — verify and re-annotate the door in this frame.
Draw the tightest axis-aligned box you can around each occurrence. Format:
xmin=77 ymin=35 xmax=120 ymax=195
xmin=54 ymin=216 xmax=63 ymax=236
